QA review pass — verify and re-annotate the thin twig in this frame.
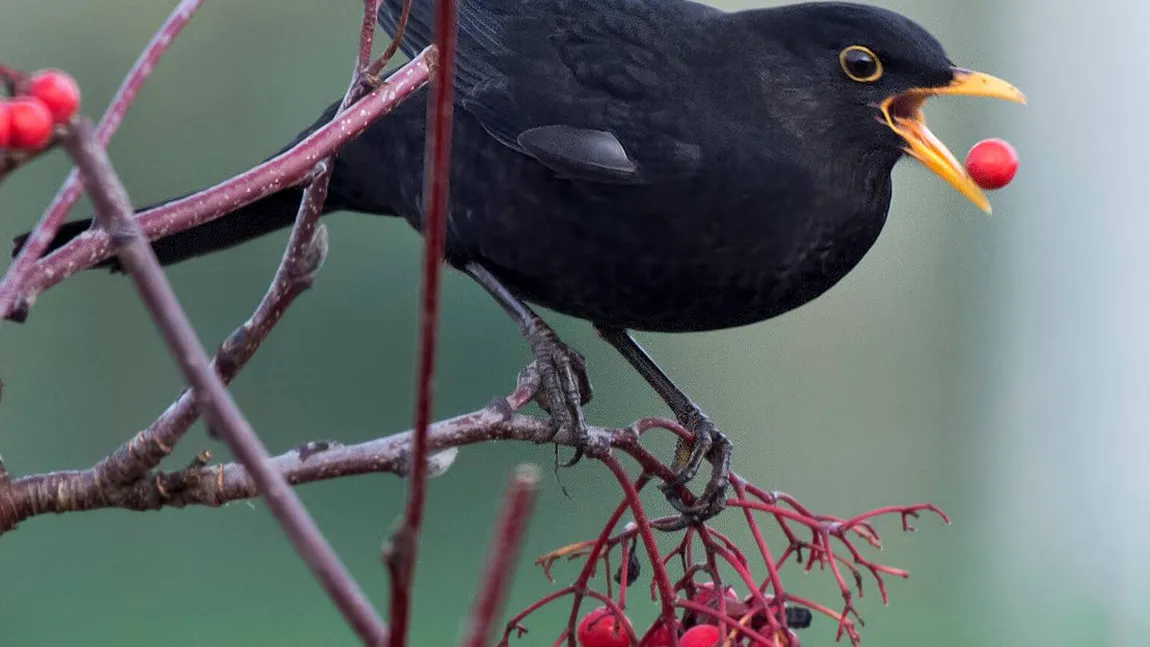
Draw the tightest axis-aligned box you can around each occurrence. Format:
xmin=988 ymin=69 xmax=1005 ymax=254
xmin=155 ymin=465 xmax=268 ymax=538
xmin=0 ymin=0 xmax=204 ymax=317
xmin=599 ymin=455 xmax=679 ymax=622
xmin=462 ymin=464 xmax=541 ymax=647
xmin=370 ymin=0 xmax=413 ymax=79
xmin=385 ymin=0 xmax=458 ymax=641
xmin=4 ymin=48 xmax=436 ymax=322
xmin=60 ymin=119 xmax=389 ymax=646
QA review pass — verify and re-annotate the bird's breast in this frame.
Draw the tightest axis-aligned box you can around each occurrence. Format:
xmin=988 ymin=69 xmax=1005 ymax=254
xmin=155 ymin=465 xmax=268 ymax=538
xmin=455 ymin=165 xmax=892 ymax=333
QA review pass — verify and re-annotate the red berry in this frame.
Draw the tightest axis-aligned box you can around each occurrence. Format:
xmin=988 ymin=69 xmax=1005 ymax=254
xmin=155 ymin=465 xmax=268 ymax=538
xmin=0 ymin=101 xmax=11 ymax=148
xmin=7 ymin=98 xmax=54 ymax=151
xmin=680 ymin=624 xmax=721 ymax=647
xmin=692 ymin=582 xmax=737 ymax=605
xmin=577 ymin=607 xmax=633 ymax=647
xmin=27 ymin=69 xmax=81 ymax=124
xmin=965 ymin=138 xmax=1018 ymax=190
xmin=691 ymin=582 xmax=747 ymax=621
xmin=641 ymin=623 xmax=673 ymax=646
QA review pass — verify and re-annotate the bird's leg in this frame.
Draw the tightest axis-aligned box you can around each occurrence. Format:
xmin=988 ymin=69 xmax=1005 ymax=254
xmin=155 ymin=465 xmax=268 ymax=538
xmin=465 ymin=263 xmax=592 ymax=464
xmin=595 ymin=325 xmax=731 ymax=523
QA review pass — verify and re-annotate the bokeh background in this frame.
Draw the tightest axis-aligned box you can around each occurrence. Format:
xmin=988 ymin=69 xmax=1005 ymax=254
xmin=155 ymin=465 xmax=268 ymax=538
xmin=1 ymin=1 xmax=1144 ymax=645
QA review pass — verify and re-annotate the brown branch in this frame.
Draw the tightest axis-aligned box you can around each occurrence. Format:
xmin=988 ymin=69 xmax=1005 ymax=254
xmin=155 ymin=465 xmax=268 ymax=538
xmin=0 ymin=371 xmax=677 ymax=529
xmin=61 ymin=118 xmax=388 ymax=645
xmin=3 ymin=47 xmax=436 ymax=322
xmin=2 ymin=26 xmax=440 ymax=644
xmin=84 ymin=50 xmax=434 ymax=493
xmin=0 ymin=0 xmax=205 ymax=318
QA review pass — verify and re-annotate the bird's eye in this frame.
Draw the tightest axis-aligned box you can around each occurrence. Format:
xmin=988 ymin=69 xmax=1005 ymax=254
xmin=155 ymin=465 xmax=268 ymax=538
xmin=839 ymin=46 xmax=883 ymax=83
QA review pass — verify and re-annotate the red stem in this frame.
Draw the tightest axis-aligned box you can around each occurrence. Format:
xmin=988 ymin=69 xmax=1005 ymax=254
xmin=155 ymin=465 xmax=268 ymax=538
xmin=731 ymin=479 xmax=788 ymax=630
xmin=501 ymin=587 xmax=576 ymax=645
xmin=386 ymin=0 xmax=457 ymax=637
xmin=674 ymin=599 xmax=775 ymax=645
xmin=564 ymin=483 xmax=646 ymax=647
xmin=462 ymin=465 xmax=540 ymax=647
xmin=837 ymin=503 xmax=950 ymax=531
xmin=700 ymin=528 xmax=782 ymax=637
xmin=617 ymin=536 xmax=631 ymax=608
xmin=599 ymin=456 xmax=678 ymax=625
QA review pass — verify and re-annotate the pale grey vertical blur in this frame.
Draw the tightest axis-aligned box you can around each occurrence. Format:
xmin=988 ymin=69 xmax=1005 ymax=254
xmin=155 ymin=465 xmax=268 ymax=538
xmin=0 ymin=1 xmax=1137 ymax=646
xmin=984 ymin=1 xmax=1150 ymax=646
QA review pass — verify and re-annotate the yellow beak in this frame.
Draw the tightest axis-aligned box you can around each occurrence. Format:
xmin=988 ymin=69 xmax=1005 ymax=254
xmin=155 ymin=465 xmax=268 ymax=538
xmin=881 ymin=68 xmax=1027 ymax=214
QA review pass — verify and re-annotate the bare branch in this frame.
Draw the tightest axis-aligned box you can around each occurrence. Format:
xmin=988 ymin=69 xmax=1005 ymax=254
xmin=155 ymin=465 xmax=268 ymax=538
xmin=0 ymin=387 xmax=670 ymax=523
xmin=4 ymin=47 xmax=436 ymax=321
xmin=60 ymin=119 xmax=389 ymax=645
xmin=79 ymin=50 xmax=434 ymax=493
xmin=0 ymin=0 xmax=205 ymax=317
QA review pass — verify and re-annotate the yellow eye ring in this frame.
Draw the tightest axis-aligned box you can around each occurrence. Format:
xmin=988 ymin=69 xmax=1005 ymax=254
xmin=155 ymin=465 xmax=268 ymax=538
xmin=839 ymin=46 xmax=883 ymax=82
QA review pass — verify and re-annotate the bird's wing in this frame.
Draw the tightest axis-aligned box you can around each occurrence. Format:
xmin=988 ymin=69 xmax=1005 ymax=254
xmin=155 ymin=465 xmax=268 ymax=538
xmin=378 ymin=0 xmax=717 ymax=183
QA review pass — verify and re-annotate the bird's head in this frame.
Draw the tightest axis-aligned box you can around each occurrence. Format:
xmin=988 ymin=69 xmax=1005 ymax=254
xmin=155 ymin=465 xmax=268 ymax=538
xmin=743 ymin=2 xmax=1026 ymax=213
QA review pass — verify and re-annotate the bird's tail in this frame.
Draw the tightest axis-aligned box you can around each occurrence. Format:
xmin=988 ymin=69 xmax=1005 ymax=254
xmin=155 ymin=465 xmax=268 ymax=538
xmin=12 ymin=99 xmax=347 ymax=272
xmin=12 ymin=189 xmax=314 ymax=272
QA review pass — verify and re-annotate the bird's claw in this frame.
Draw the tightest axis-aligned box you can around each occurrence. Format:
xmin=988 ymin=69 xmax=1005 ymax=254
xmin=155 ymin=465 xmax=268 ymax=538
xmin=656 ymin=418 xmax=732 ymax=528
xmin=530 ymin=338 xmax=592 ymax=466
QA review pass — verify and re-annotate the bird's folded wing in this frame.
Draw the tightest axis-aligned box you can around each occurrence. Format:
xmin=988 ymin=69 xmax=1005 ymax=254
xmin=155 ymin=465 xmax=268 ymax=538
xmin=377 ymin=0 xmax=716 ymax=183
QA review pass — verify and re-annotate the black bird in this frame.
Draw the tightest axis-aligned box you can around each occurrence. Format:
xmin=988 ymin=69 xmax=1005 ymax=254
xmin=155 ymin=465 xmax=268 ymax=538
xmin=20 ymin=0 xmax=1024 ymax=522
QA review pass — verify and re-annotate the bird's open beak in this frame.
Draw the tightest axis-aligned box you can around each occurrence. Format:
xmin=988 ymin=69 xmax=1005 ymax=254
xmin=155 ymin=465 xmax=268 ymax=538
xmin=881 ymin=68 xmax=1026 ymax=213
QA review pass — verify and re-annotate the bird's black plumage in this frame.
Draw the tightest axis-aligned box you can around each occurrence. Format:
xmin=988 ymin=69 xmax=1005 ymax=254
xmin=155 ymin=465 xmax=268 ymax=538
xmin=38 ymin=1 xmax=961 ymax=332
xmin=21 ymin=1 xmax=1018 ymax=521
xmin=367 ymin=0 xmax=956 ymax=332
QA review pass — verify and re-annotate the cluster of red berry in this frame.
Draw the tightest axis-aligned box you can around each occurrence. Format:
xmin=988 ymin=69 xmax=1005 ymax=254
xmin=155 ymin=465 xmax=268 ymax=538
xmin=576 ymin=583 xmax=808 ymax=647
xmin=0 ymin=69 xmax=81 ymax=151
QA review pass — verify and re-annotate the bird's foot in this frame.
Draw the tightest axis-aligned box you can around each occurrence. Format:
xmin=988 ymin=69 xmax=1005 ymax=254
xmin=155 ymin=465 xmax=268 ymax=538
xmin=528 ymin=332 xmax=593 ymax=466
xmin=656 ymin=414 xmax=732 ymax=530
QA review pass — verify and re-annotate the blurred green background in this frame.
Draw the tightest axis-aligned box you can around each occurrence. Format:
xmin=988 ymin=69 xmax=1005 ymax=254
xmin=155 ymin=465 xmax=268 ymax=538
xmin=0 ymin=1 xmax=1143 ymax=645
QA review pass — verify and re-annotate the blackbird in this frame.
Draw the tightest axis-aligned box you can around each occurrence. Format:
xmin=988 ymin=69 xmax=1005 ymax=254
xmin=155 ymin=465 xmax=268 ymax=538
xmin=19 ymin=1 xmax=1024 ymax=523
